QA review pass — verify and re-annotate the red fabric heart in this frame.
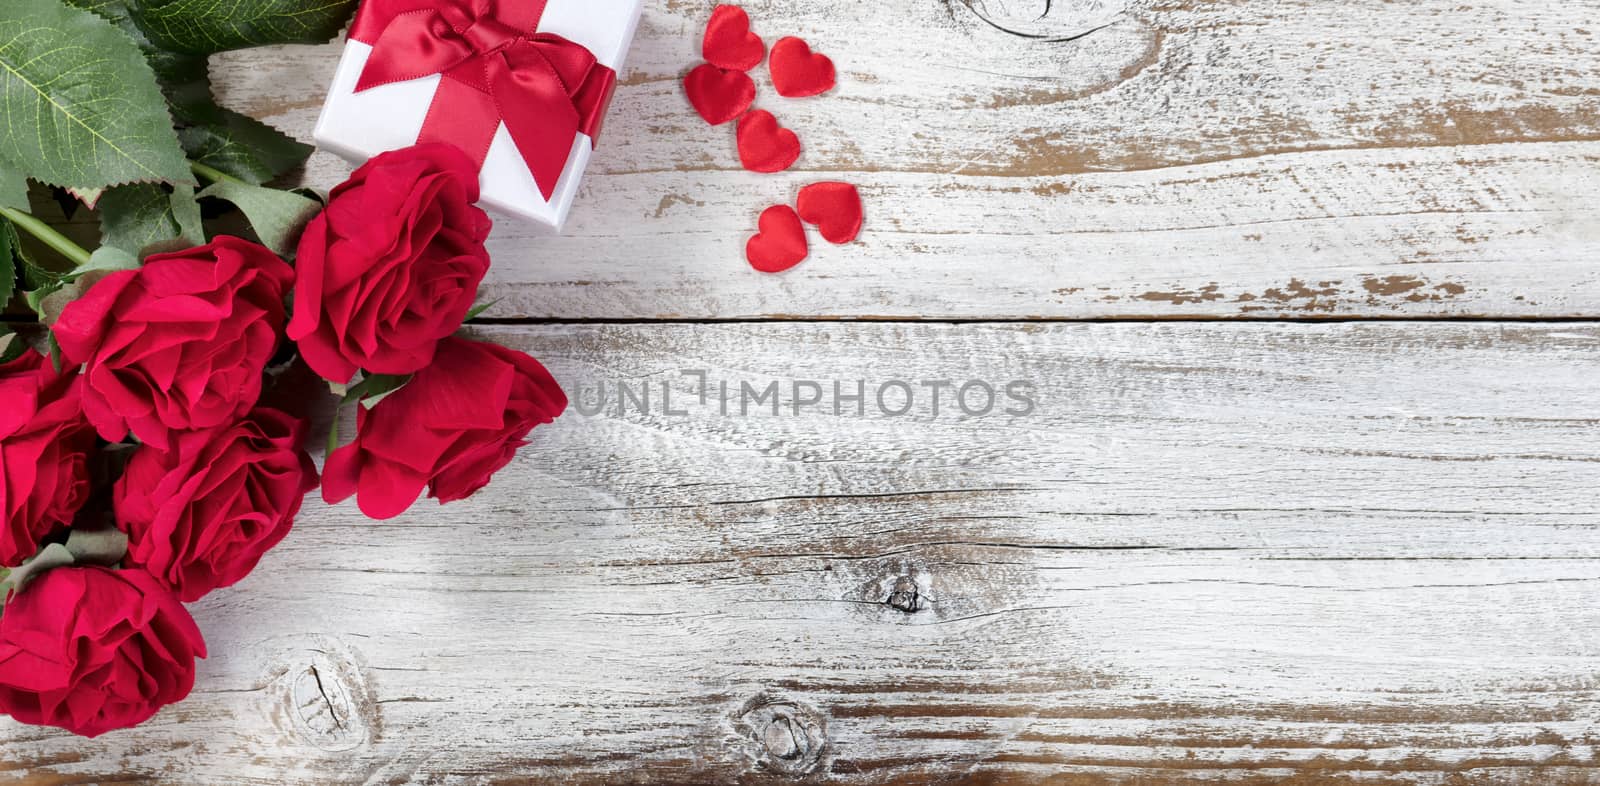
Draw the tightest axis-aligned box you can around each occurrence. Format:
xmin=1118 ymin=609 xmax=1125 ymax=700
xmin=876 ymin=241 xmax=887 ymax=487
xmin=797 ymin=181 xmax=863 ymax=244
xmin=746 ymin=205 xmax=808 ymax=273
xmin=702 ymin=5 xmax=765 ymax=71
xmin=736 ymin=110 xmax=801 ymax=173
xmin=769 ymin=37 xmax=836 ymax=98
xmin=684 ymin=64 xmax=755 ymax=126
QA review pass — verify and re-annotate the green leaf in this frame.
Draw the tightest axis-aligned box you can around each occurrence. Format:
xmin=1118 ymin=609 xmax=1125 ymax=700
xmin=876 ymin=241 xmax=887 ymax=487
xmin=181 ymin=111 xmax=313 ymax=185
xmin=24 ymin=279 xmax=66 ymax=319
xmin=79 ymin=245 xmax=141 ymax=275
xmin=324 ymin=409 xmax=341 ymax=456
xmin=64 ymin=0 xmax=220 ymax=124
xmin=99 ymin=182 xmax=203 ymax=256
xmin=196 ymin=180 xmax=320 ymax=257
xmin=149 ymin=49 xmax=218 ymax=125
xmin=27 ymin=246 xmax=136 ymax=326
xmin=45 ymin=331 xmax=62 ymax=373
xmin=67 ymin=187 xmax=107 ymax=210
xmin=465 ymin=299 xmax=501 ymax=321
xmin=0 ymin=219 xmax=15 ymax=308
xmin=341 ymin=372 xmax=412 ymax=408
xmin=0 ymin=206 xmax=80 ymax=290
xmin=0 ymin=0 xmax=192 ymax=191
xmin=171 ymin=185 xmax=205 ymax=244
xmin=17 ymin=247 xmax=66 ymax=294
xmin=0 ymin=327 xmax=27 ymax=364
xmin=0 ymin=218 xmax=56 ymax=304
xmin=0 ymin=168 xmax=27 ymax=211
xmin=63 ymin=0 xmax=134 ymax=21
xmin=132 ymin=0 xmax=360 ymax=56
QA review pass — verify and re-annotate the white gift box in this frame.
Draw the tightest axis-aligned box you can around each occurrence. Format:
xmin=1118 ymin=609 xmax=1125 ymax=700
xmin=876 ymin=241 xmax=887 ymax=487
xmin=313 ymin=0 xmax=644 ymax=231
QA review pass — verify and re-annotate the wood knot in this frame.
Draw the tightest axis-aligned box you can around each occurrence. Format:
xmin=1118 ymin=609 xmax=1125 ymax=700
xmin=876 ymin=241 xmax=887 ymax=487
xmin=853 ymin=565 xmax=934 ymax=622
xmin=886 ymin=575 xmax=921 ymax=613
xmin=958 ymin=0 xmax=1128 ymax=42
xmin=734 ymin=694 xmax=829 ymax=777
xmin=279 ymin=648 xmax=374 ymax=752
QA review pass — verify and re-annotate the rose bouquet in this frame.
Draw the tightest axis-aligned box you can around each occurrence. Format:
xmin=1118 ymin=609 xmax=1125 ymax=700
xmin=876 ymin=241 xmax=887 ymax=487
xmin=0 ymin=0 xmax=568 ymax=737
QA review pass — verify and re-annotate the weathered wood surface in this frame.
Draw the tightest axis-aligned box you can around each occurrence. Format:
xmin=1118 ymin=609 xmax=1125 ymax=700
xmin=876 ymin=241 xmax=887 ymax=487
xmin=5 ymin=322 xmax=1599 ymax=784
xmin=199 ymin=0 xmax=1600 ymax=319
xmin=9 ymin=0 xmax=1600 ymax=782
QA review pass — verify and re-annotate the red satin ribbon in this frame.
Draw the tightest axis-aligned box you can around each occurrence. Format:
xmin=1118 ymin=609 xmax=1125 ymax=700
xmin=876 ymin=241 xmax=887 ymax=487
xmin=349 ymin=0 xmax=618 ymax=201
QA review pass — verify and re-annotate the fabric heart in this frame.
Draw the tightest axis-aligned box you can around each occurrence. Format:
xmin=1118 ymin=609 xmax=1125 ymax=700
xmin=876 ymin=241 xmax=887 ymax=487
xmin=736 ymin=110 xmax=801 ymax=173
xmin=769 ymin=37 xmax=836 ymax=98
xmin=797 ymin=181 xmax=863 ymax=244
xmin=702 ymin=5 xmax=765 ymax=71
xmin=746 ymin=205 xmax=808 ymax=273
xmin=684 ymin=64 xmax=755 ymax=126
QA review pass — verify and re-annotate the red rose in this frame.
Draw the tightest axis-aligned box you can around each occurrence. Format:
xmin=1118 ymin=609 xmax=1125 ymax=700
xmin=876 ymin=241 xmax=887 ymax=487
xmin=0 ymin=349 xmax=96 ymax=567
xmin=323 ymin=336 xmax=567 ymax=520
xmin=53 ymin=236 xmax=294 ymax=451
xmin=0 ymin=566 xmax=206 ymax=737
xmin=288 ymin=144 xmax=493 ymax=384
xmin=114 ymin=408 xmax=318 ymax=602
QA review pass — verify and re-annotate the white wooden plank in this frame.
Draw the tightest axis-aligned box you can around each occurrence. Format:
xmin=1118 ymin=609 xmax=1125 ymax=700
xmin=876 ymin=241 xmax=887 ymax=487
xmin=4 ymin=322 xmax=1598 ymax=783
xmin=196 ymin=0 xmax=1600 ymax=319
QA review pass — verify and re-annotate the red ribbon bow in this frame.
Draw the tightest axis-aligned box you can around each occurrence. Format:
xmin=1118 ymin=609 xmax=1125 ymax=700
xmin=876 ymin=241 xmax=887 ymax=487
xmin=349 ymin=0 xmax=617 ymax=201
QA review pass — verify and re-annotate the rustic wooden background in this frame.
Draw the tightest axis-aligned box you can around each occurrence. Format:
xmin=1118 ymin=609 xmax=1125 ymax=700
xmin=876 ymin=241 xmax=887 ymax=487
xmin=6 ymin=0 xmax=1600 ymax=783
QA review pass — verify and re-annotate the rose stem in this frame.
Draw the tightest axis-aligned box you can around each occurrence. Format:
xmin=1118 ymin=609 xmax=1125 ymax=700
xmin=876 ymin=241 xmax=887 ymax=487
xmin=189 ymin=160 xmax=249 ymax=187
xmin=0 ymin=206 xmax=91 ymax=267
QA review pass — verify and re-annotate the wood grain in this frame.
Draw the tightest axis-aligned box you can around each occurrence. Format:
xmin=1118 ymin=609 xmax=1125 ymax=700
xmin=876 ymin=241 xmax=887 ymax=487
xmin=197 ymin=0 xmax=1600 ymax=319
xmin=5 ymin=322 xmax=1598 ymax=784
